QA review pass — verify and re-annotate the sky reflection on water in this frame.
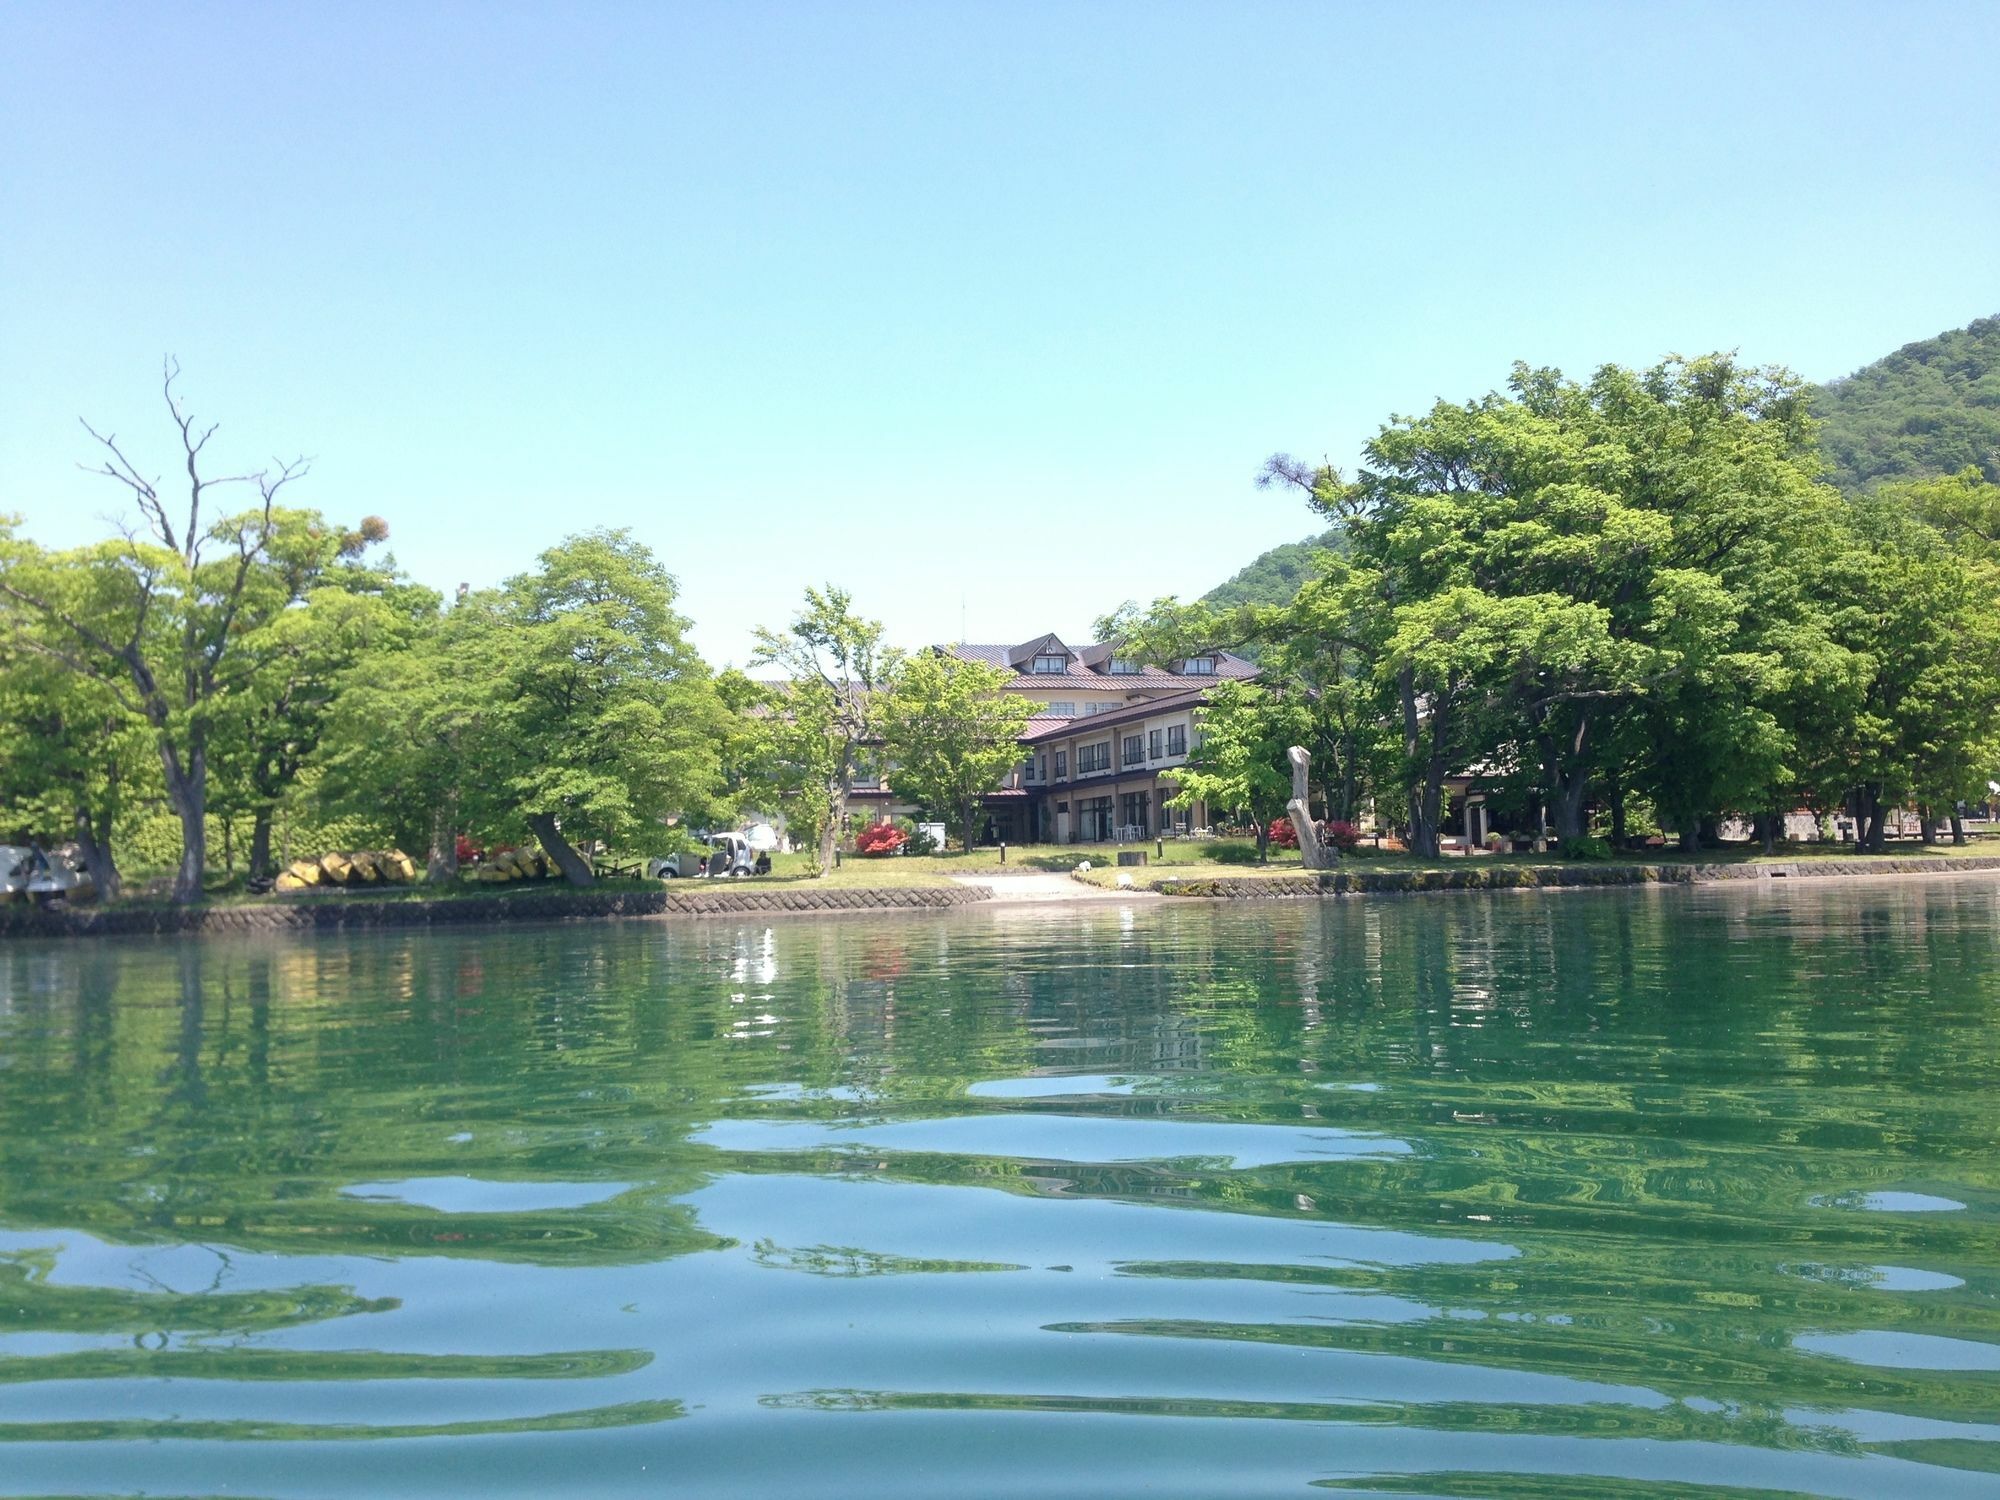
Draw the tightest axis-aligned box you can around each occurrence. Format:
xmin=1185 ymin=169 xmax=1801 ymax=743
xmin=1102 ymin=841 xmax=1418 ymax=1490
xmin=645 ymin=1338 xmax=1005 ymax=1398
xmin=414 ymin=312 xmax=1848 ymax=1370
xmin=2 ymin=881 xmax=1999 ymax=1497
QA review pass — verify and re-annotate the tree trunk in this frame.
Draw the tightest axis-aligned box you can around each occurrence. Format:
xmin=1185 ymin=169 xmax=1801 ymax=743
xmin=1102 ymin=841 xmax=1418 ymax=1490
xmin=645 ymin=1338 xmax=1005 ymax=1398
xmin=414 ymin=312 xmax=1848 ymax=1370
xmin=1859 ymin=783 xmax=1886 ymax=852
xmin=1254 ymin=815 xmax=1270 ymax=864
xmin=1753 ymin=810 xmax=1776 ymax=855
xmin=526 ymin=812 xmax=595 ymax=887
xmin=1541 ymin=708 xmax=1594 ymax=846
xmin=959 ymin=802 xmax=979 ymax=856
xmin=815 ymin=754 xmax=853 ymax=877
xmin=1550 ymin=777 xmax=1589 ymax=844
xmin=158 ymin=736 xmax=207 ymax=905
xmin=1952 ymin=811 xmax=1967 ymax=847
xmin=1607 ymin=778 xmax=1627 ymax=851
xmin=72 ymin=804 xmax=122 ymax=902
xmin=1918 ymin=804 xmax=1940 ymax=845
xmin=1399 ymin=667 xmax=1443 ymax=859
xmin=426 ymin=804 xmax=460 ymax=883
xmin=249 ymin=808 xmax=276 ymax=883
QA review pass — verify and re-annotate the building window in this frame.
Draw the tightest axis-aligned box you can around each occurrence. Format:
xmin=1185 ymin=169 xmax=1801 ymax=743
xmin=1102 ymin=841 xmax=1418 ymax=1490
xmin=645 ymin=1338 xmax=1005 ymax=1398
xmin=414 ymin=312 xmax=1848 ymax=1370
xmin=1079 ymin=795 xmax=1114 ymax=841
xmin=1120 ymin=790 xmax=1151 ymax=834
xmin=1032 ymin=654 xmax=1068 ymax=674
xmin=1043 ymin=701 xmax=1077 ymax=716
xmin=1054 ymin=750 xmax=1067 ymax=779
xmin=1148 ymin=728 xmax=1163 ymax=760
xmin=1109 ymin=658 xmax=1142 ymax=675
xmin=1167 ymin=724 xmax=1187 ymax=756
xmin=1181 ymin=656 xmax=1216 ymax=675
xmin=1078 ymin=742 xmax=1110 ymax=774
xmin=1122 ymin=734 xmax=1144 ymax=767
xmin=1083 ymin=702 xmax=1109 ymax=715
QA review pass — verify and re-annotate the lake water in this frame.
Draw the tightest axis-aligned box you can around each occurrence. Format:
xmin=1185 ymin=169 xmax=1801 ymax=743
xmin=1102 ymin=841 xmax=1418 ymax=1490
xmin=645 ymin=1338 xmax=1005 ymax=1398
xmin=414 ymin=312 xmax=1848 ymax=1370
xmin=3 ymin=882 xmax=1999 ymax=1497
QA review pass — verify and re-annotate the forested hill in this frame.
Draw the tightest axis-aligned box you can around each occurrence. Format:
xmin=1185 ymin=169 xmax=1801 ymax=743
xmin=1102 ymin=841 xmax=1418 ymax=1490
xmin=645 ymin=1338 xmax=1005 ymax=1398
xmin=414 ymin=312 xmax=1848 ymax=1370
xmin=1200 ymin=529 xmax=1343 ymax=610
xmin=1814 ymin=314 xmax=2000 ymax=493
xmin=1194 ymin=314 xmax=2000 ymax=612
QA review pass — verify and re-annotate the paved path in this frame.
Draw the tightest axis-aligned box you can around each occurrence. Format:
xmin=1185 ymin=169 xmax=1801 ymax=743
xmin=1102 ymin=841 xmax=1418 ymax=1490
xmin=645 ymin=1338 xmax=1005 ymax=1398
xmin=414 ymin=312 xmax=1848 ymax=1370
xmin=949 ymin=872 xmax=1159 ymax=904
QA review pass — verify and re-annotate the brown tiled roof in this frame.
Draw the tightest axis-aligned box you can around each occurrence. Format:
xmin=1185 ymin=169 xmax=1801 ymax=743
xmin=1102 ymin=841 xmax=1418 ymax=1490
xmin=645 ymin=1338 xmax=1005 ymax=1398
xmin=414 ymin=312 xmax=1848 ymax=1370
xmin=1020 ymin=685 xmax=1213 ymax=742
xmin=947 ymin=640 xmax=1256 ymax=691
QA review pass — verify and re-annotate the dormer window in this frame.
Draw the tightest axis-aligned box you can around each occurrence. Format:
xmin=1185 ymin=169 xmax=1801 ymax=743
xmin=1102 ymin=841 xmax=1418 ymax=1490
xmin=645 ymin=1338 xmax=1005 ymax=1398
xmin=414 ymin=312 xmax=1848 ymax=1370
xmin=1031 ymin=654 xmax=1069 ymax=674
xmin=1109 ymin=658 xmax=1142 ymax=675
xmin=1182 ymin=656 xmax=1217 ymax=675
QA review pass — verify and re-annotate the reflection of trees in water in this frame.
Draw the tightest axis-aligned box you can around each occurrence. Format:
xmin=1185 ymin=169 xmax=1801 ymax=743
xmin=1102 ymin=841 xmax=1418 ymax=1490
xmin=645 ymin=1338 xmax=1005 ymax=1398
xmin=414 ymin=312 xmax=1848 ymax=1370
xmin=1 ymin=885 xmax=1998 ymax=1468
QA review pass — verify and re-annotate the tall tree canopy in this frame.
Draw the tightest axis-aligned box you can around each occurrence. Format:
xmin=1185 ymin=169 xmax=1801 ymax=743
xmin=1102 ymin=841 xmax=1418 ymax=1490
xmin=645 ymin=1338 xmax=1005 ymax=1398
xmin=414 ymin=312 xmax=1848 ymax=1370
xmin=879 ymin=650 xmax=1031 ymax=851
xmin=750 ymin=587 xmax=900 ymax=876
xmin=0 ymin=367 xmax=334 ymax=901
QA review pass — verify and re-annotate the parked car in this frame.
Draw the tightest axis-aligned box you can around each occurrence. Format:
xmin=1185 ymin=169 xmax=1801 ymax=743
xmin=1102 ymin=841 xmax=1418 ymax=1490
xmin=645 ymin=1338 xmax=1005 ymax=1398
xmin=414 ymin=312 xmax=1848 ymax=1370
xmin=0 ymin=846 xmax=34 ymax=902
xmin=648 ymin=830 xmax=773 ymax=879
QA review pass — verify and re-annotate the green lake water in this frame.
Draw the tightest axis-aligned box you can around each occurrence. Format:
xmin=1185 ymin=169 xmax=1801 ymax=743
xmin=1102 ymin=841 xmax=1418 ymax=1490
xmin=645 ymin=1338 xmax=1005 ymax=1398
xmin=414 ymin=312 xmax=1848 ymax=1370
xmin=3 ymin=882 xmax=2000 ymax=1498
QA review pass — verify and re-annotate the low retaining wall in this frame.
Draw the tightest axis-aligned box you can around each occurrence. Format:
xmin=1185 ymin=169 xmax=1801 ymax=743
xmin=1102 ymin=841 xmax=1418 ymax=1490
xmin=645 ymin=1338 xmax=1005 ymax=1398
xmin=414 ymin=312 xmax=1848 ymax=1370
xmin=1155 ymin=864 xmax=1693 ymax=899
xmin=1686 ymin=854 xmax=2000 ymax=881
xmin=1157 ymin=853 xmax=2000 ymax=900
xmin=0 ymin=883 xmax=990 ymax=940
xmin=662 ymin=886 xmax=990 ymax=916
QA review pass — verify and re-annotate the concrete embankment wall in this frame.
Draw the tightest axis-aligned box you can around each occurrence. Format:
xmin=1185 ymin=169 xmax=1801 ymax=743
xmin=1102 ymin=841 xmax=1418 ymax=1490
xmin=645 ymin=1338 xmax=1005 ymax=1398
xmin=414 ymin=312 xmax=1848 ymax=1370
xmin=1154 ymin=854 xmax=2000 ymax=899
xmin=0 ymin=883 xmax=991 ymax=940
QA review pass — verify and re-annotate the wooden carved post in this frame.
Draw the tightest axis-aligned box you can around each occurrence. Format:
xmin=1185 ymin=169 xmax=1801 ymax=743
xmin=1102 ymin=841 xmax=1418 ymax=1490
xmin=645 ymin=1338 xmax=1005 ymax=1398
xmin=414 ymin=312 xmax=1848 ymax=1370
xmin=1288 ymin=745 xmax=1337 ymax=869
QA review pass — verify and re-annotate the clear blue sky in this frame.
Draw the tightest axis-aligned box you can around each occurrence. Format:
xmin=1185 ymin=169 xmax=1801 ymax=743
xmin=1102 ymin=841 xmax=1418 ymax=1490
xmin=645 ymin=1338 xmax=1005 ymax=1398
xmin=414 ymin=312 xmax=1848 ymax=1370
xmin=4 ymin=1 xmax=1996 ymax=663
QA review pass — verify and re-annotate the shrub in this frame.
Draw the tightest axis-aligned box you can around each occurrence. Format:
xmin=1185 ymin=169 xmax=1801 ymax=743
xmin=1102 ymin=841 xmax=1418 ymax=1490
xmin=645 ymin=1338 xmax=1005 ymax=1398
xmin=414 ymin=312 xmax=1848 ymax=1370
xmin=854 ymin=822 xmax=907 ymax=857
xmin=903 ymin=824 xmax=940 ymax=856
xmin=1562 ymin=835 xmax=1614 ymax=861
xmin=1324 ymin=820 xmax=1362 ymax=852
xmin=1267 ymin=816 xmax=1299 ymax=848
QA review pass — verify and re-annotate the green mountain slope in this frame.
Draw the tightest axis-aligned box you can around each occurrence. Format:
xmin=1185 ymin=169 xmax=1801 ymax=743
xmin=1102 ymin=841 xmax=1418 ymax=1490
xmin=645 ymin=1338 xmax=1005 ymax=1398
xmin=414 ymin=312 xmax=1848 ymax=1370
xmin=1200 ymin=529 xmax=1343 ymax=611
xmin=1814 ymin=314 xmax=2000 ymax=493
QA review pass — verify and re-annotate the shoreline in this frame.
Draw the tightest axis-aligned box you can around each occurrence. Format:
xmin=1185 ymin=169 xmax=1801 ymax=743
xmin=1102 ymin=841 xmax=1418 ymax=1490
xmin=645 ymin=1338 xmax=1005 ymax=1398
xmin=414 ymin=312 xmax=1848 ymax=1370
xmin=8 ymin=853 xmax=2000 ymax=940
xmin=0 ymin=882 xmax=991 ymax=941
xmin=1149 ymin=853 xmax=2000 ymax=899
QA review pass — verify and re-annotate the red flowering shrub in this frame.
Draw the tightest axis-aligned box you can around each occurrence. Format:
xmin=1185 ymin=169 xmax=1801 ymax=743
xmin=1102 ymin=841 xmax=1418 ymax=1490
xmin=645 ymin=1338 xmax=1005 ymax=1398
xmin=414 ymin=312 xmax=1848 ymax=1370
xmin=1324 ymin=820 xmax=1362 ymax=852
xmin=854 ymin=822 xmax=907 ymax=856
xmin=1267 ymin=817 xmax=1299 ymax=848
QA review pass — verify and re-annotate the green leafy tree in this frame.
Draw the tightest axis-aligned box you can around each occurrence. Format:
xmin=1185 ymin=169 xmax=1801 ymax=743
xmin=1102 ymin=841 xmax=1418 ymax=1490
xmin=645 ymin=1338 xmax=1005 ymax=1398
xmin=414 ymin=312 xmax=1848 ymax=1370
xmin=1170 ymin=680 xmax=1309 ymax=862
xmin=750 ymin=587 xmax=901 ymax=876
xmin=207 ymin=514 xmax=432 ymax=883
xmin=1299 ymin=356 xmax=1831 ymax=853
xmin=317 ymin=600 xmax=493 ymax=880
xmin=0 ymin=367 xmax=314 ymax=901
xmin=1818 ymin=496 xmax=2000 ymax=849
xmin=0 ymin=625 xmax=154 ymax=896
xmin=474 ymin=531 xmax=727 ymax=883
xmin=880 ymin=651 xmax=1032 ymax=851
xmin=1897 ymin=467 xmax=2000 ymax=562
